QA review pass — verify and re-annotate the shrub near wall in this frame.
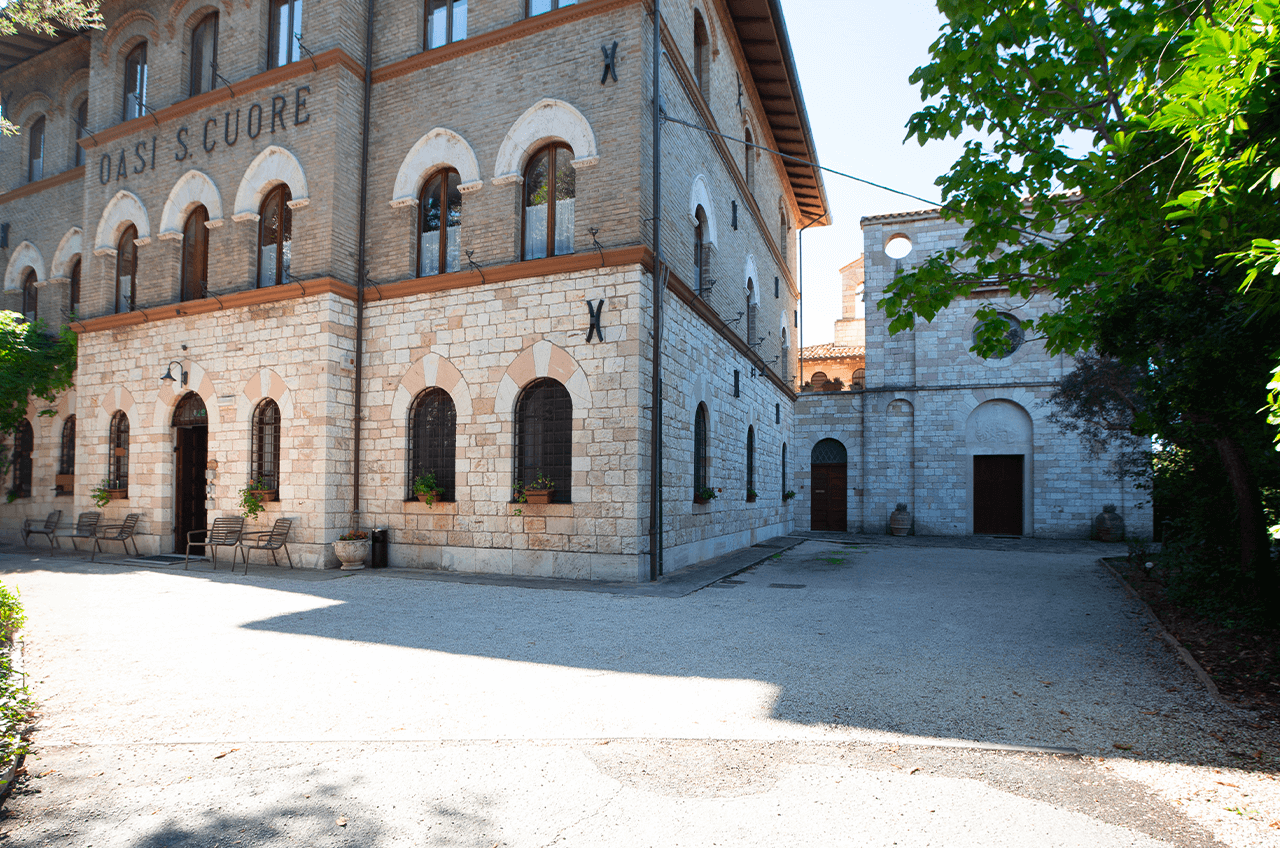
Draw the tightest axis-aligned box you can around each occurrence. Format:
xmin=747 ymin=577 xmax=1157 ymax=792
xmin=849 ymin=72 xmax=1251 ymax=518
xmin=0 ymin=582 xmax=31 ymax=801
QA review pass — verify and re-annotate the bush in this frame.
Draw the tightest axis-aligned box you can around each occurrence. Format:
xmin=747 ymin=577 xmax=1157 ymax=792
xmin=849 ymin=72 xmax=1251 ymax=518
xmin=0 ymin=582 xmax=31 ymax=774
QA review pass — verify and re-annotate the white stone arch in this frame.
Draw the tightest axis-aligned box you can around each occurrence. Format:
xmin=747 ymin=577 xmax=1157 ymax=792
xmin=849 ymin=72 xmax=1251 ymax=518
xmin=743 ymin=254 xmax=759 ymax=303
xmin=390 ymin=352 xmax=474 ymax=423
xmin=231 ymin=145 xmax=310 ymax=221
xmin=5 ymin=241 xmax=45 ymax=290
xmin=151 ymin=361 xmax=221 ymax=429
xmin=963 ymin=396 xmax=1034 ymax=535
xmin=93 ymin=190 xmax=151 ymax=254
xmin=50 ymin=228 xmax=83 ymax=279
xmin=492 ymin=99 xmax=600 ymax=185
xmin=495 ymin=340 xmax=593 ymax=414
xmin=688 ymin=175 xmax=718 ymax=246
xmin=159 ymin=170 xmax=224 ymax=238
xmin=390 ymin=128 xmax=483 ymax=207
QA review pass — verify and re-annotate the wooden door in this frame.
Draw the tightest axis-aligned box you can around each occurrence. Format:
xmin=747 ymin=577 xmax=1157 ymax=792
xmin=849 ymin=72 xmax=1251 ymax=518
xmin=973 ymin=454 xmax=1023 ymax=535
xmin=174 ymin=424 xmax=208 ymax=553
xmin=811 ymin=463 xmax=848 ymax=531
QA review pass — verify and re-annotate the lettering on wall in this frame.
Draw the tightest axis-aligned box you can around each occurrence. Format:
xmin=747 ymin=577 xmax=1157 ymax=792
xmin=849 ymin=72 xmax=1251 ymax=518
xmin=98 ymin=86 xmax=313 ymax=185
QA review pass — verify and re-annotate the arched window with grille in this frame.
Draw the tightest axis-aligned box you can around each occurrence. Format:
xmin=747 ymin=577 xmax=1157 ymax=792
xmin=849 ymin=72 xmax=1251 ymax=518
xmin=189 ymin=13 xmax=219 ymax=97
xmin=408 ymin=388 xmax=456 ymax=500
xmin=21 ymin=270 xmax=37 ymax=323
xmin=10 ymin=419 xmax=33 ymax=499
xmin=115 ymin=224 xmax=138 ymax=314
xmin=108 ymin=411 xmax=129 ymax=493
xmin=522 ymin=143 xmax=575 ymax=261
xmin=515 ymin=378 xmax=572 ymax=502
xmin=27 ymin=116 xmax=44 ymax=182
xmin=251 ymin=399 xmax=281 ymax=490
xmin=693 ymin=10 xmax=710 ymax=99
xmin=693 ymin=402 xmax=709 ymax=497
xmin=57 ymin=415 xmax=75 ymax=494
xmin=258 ymin=184 xmax=292 ymax=287
xmin=418 ymin=169 xmax=462 ymax=276
xmin=181 ymin=205 xmax=210 ymax=302
xmin=746 ymin=425 xmax=755 ymax=497
xmin=745 ymin=277 xmax=757 ymax=345
xmin=123 ymin=43 xmax=148 ymax=121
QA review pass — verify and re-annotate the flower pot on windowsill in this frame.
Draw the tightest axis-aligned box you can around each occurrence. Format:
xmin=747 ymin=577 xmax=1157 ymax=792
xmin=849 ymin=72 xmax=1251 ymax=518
xmin=746 ymin=493 xmax=758 ymax=503
xmin=523 ymin=489 xmax=554 ymax=505
xmin=693 ymin=495 xmax=712 ymax=505
xmin=106 ymin=488 xmax=128 ymax=500
xmin=248 ymin=489 xmax=277 ymax=503
xmin=55 ymin=474 xmax=75 ymax=489
xmin=415 ymin=490 xmax=441 ymax=504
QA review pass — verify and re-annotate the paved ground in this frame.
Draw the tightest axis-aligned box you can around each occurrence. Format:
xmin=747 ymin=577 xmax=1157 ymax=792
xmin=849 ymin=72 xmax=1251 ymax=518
xmin=0 ymin=537 xmax=1276 ymax=847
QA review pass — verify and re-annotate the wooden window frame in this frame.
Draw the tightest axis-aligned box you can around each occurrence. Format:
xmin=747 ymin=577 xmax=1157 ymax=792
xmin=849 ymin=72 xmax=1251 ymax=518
xmin=250 ymin=398 xmax=281 ymax=490
xmin=189 ymin=12 xmax=220 ymax=98
xmin=115 ymin=224 xmax=138 ymax=314
xmin=424 ymin=0 xmax=467 ymax=49
xmin=268 ymin=0 xmax=303 ymax=70
xmin=123 ymin=43 xmax=148 ymax=122
xmin=418 ymin=168 xmax=462 ymax=276
xmin=180 ymin=205 xmax=210 ymax=302
xmin=408 ymin=388 xmax=457 ymax=501
xmin=108 ymin=411 xmax=129 ymax=493
xmin=522 ymin=143 xmax=575 ymax=261
xmin=515 ymin=378 xmax=573 ymax=503
xmin=58 ymin=415 xmax=76 ymax=487
xmin=257 ymin=183 xmax=292 ymax=287
xmin=27 ymin=116 xmax=44 ymax=183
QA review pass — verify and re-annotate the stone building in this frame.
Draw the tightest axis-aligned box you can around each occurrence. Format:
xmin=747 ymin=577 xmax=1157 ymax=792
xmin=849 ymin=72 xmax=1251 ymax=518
xmin=798 ymin=256 xmax=864 ymax=392
xmin=793 ymin=208 xmax=1151 ymax=539
xmin=0 ymin=0 xmax=826 ymax=578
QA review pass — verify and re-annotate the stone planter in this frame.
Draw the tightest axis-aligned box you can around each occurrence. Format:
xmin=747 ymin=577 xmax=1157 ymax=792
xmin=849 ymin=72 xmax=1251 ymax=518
xmin=333 ymin=538 xmax=369 ymax=570
xmin=889 ymin=504 xmax=912 ymax=536
xmin=1094 ymin=505 xmax=1125 ymax=542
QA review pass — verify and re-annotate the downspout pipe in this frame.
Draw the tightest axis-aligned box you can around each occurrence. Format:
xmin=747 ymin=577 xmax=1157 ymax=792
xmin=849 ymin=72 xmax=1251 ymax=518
xmin=648 ymin=0 xmax=664 ymax=581
xmin=351 ymin=0 xmax=376 ymax=530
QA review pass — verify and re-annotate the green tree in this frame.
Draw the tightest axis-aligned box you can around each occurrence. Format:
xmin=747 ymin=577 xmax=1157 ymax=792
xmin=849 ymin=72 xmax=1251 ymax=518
xmin=0 ymin=0 xmax=102 ymax=134
xmin=885 ymin=0 xmax=1280 ymax=600
xmin=0 ymin=312 xmax=77 ymax=476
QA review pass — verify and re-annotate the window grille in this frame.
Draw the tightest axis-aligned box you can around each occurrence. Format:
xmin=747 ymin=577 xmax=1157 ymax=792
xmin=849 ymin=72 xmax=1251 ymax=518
xmin=58 ymin=415 xmax=76 ymax=478
xmin=523 ymin=143 xmax=575 ymax=260
xmin=21 ymin=270 xmax=37 ymax=323
xmin=181 ymin=205 xmax=209 ymax=302
xmin=251 ymin=399 xmax=281 ymax=490
xmin=258 ymin=184 xmax=292 ymax=288
xmin=189 ymin=13 xmax=219 ymax=97
xmin=115 ymin=225 xmax=137 ymax=314
xmin=268 ymin=0 xmax=303 ymax=68
xmin=694 ymin=403 xmax=709 ymax=494
xmin=419 ymin=169 xmax=462 ymax=276
xmin=172 ymin=392 xmax=208 ymax=428
xmin=746 ymin=426 xmax=755 ymax=493
xmin=811 ymin=438 xmax=847 ymax=464
xmin=108 ymin=411 xmax=129 ymax=492
xmin=10 ymin=419 xmax=32 ymax=498
xmin=409 ymin=388 xmax=456 ymax=500
xmin=515 ymin=378 xmax=572 ymax=501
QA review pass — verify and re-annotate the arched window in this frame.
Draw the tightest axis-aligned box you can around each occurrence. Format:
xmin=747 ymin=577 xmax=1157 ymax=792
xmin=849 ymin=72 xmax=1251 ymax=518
xmin=21 ymin=270 xmax=37 ymax=323
xmin=10 ymin=419 xmax=33 ymax=499
xmin=694 ymin=206 xmax=708 ymax=297
xmin=57 ymin=415 xmax=76 ymax=494
xmin=745 ymin=277 xmax=757 ymax=345
xmin=69 ymin=258 xmax=81 ymax=316
xmin=408 ymin=388 xmax=456 ymax=500
xmin=515 ymin=378 xmax=572 ymax=502
xmin=746 ymin=425 xmax=755 ymax=496
xmin=74 ymin=99 xmax=88 ymax=166
xmin=181 ymin=205 xmax=210 ymax=302
xmin=693 ymin=10 xmax=710 ymax=99
xmin=258 ymin=184 xmax=292 ymax=287
xmin=781 ymin=442 xmax=787 ymax=498
xmin=268 ymin=0 xmax=303 ymax=69
xmin=693 ymin=402 xmax=709 ymax=497
xmin=115 ymin=224 xmax=138 ymax=314
xmin=425 ymin=0 xmax=467 ymax=49
xmin=27 ymin=116 xmax=44 ymax=182
xmin=780 ymin=211 xmax=789 ymax=264
xmin=251 ymin=398 xmax=281 ymax=490
xmin=743 ymin=126 xmax=754 ymax=195
xmin=522 ymin=143 xmax=575 ymax=261
xmin=108 ymin=411 xmax=129 ymax=493
xmin=123 ymin=43 xmax=148 ymax=121
xmin=189 ymin=13 xmax=219 ymax=97
xmin=418 ymin=169 xmax=462 ymax=276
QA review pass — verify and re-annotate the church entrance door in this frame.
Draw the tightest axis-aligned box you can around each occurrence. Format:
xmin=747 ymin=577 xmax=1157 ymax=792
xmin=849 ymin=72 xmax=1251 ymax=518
xmin=810 ymin=439 xmax=848 ymax=532
xmin=173 ymin=393 xmax=209 ymax=554
xmin=973 ymin=454 xmax=1023 ymax=535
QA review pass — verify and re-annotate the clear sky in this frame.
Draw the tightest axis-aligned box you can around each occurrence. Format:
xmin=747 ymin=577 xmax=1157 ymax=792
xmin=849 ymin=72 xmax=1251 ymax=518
xmin=783 ymin=0 xmax=966 ymax=347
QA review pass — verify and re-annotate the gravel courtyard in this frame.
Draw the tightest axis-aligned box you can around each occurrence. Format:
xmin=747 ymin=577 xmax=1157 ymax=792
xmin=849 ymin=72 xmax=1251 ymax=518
xmin=0 ymin=538 xmax=1277 ymax=847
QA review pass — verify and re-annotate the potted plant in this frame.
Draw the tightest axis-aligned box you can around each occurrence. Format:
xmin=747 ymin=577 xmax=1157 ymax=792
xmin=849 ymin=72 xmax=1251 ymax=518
xmin=694 ymin=486 xmax=717 ymax=505
xmin=746 ymin=487 xmax=758 ymax=503
xmin=238 ymin=480 xmax=271 ymax=520
xmin=889 ymin=502 xmax=912 ymax=536
xmin=783 ymin=490 xmax=797 ymax=501
xmin=92 ymin=479 xmax=127 ymax=506
xmin=412 ymin=472 xmax=442 ymax=505
xmin=515 ymin=471 xmax=555 ymax=505
xmin=333 ymin=530 xmax=370 ymax=570
xmin=246 ymin=476 xmax=277 ymax=502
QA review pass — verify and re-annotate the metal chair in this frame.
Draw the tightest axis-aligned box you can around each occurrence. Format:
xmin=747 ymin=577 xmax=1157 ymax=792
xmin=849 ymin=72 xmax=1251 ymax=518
xmin=184 ymin=516 xmax=244 ymax=570
xmin=60 ymin=511 xmax=101 ymax=552
xmin=21 ymin=510 xmax=62 ymax=549
xmin=90 ymin=514 xmax=141 ymax=561
xmin=234 ymin=518 xmax=293 ymax=574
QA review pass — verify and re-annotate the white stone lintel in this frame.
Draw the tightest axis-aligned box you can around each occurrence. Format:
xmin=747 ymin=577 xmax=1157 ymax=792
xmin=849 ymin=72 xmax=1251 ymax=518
xmin=285 ymin=198 xmax=310 ymax=210
xmin=571 ymin=156 xmax=600 ymax=170
xmin=458 ymin=180 xmax=484 ymax=194
xmin=232 ymin=212 xmax=260 ymax=223
xmin=491 ymin=173 xmax=522 ymax=187
xmin=205 ymin=218 xmax=224 ymax=229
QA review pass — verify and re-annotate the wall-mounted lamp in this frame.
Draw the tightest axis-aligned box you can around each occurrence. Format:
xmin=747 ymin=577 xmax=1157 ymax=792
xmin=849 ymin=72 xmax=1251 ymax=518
xmin=160 ymin=361 xmax=187 ymax=387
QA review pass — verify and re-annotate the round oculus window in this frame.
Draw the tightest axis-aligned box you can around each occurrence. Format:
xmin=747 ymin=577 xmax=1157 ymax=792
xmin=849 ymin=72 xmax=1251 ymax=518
xmin=972 ymin=312 xmax=1024 ymax=359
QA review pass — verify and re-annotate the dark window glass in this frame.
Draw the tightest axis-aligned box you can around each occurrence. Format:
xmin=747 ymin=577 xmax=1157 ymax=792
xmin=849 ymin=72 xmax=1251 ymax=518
xmin=181 ymin=205 xmax=210 ymax=302
xmin=811 ymin=438 xmax=847 ymax=464
xmin=58 ymin=415 xmax=76 ymax=488
xmin=251 ymin=399 xmax=281 ymax=490
xmin=746 ymin=425 xmax=755 ymax=494
xmin=115 ymin=225 xmax=138 ymax=314
xmin=418 ymin=169 xmax=462 ymax=275
xmin=693 ymin=11 xmax=710 ymax=99
xmin=522 ymin=143 xmax=575 ymax=260
xmin=190 ymin=13 xmax=219 ymax=97
xmin=745 ymin=278 xmax=756 ymax=344
xmin=780 ymin=212 xmax=788 ymax=264
xmin=123 ymin=43 xmax=148 ymax=121
xmin=69 ymin=258 xmax=81 ymax=317
xmin=258 ymin=184 xmax=292 ymax=287
xmin=409 ymin=388 xmax=456 ymax=500
xmin=109 ymin=411 xmax=129 ymax=493
xmin=75 ymin=100 xmax=88 ymax=166
xmin=21 ymin=270 xmax=37 ymax=323
xmin=744 ymin=126 xmax=754 ymax=195
xmin=528 ymin=0 xmax=575 ymax=15
xmin=425 ymin=0 xmax=467 ymax=48
xmin=172 ymin=392 xmax=208 ymax=428
xmin=515 ymin=378 xmax=572 ymax=502
xmin=694 ymin=403 xmax=709 ymax=494
xmin=11 ymin=419 xmax=33 ymax=499
xmin=28 ymin=116 xmax=44 ymax=182
xmin=694 ymin=207 xmax=707 ymax=297
xmin=781 ymin=442 xmax=787 ymax=498
xmin=268 ymin=0 xmax=303 ymax=68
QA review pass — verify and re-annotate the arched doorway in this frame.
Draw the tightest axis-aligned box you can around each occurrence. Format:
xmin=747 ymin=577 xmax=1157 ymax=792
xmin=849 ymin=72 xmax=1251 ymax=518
xmin=810 ymin=438 xmax=848 ymax=531
xmin=172 ymin=393 xmax=209 ymax=553
xmin=966 ymin=400 xmax=1032 ymax=535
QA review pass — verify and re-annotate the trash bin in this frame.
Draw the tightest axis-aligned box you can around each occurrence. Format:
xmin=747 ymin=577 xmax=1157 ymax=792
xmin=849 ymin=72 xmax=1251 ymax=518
xmin=370 ymin=527 xmax=389 ymax=568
